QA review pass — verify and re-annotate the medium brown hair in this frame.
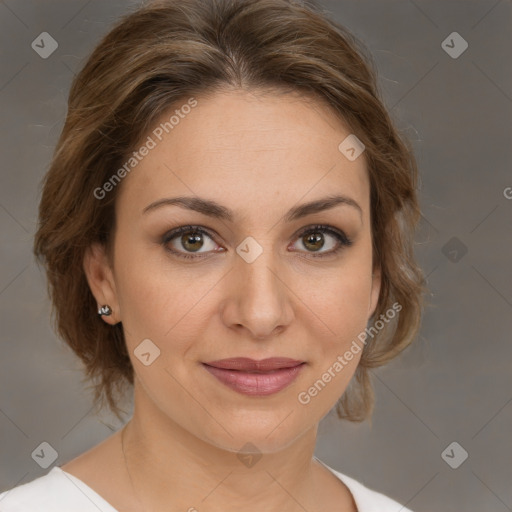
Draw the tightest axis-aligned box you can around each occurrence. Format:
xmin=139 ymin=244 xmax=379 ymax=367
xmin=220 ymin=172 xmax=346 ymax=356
xmin=33 ymin=0 xmax=425 ymax=422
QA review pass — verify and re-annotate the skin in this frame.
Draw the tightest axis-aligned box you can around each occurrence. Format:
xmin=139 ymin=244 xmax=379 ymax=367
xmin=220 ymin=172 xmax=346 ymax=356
xmin=64 ymin=88 xmax=381 ymax=512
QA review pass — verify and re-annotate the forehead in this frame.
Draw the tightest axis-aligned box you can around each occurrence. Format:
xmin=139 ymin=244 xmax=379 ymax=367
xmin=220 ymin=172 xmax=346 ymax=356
xmin=116 ymin=89 xmax=370 ymax=222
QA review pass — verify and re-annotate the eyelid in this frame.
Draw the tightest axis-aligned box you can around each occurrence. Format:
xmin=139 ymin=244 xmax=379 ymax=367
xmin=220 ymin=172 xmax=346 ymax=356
xmin=293 ymin=224 xmax=352 ymax=247
xmin=161 ymin=223 xmax=352 ymax=260
xmin=161 ymin=225 xmax=220 ymax=260
xmin=161 ymin=224 xmax=215 ymax=244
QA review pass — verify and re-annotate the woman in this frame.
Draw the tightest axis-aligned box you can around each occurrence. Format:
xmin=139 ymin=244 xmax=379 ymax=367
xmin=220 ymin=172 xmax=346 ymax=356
xmin=0 ymin=0 xmax=424 ymax=510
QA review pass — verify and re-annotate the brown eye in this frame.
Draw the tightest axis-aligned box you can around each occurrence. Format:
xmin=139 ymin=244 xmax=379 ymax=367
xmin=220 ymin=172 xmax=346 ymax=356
xmin=291 ymin=225 xmax=352 ymax=258
xmin=162 ymin=224 xmax=352 ymax=261
xmin=302 ymin=232 xmax=325 ymax=252
xmin=162 ymin=225 xmax=220 ymax=259
xmin=181 ymin=231 xmax=204 ymax=252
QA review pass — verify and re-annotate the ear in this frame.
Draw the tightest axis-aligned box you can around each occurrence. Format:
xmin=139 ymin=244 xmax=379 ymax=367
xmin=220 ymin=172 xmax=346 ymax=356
xmin=83 ymin=242 xmax=121 ymax=325
xmin=368 ymin=266 xmax=382 ymax=319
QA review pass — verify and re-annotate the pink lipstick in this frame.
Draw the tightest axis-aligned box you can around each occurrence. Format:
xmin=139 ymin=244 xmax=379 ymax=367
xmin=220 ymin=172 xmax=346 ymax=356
xmin=202 ymin=357 xmax=305 ymax=396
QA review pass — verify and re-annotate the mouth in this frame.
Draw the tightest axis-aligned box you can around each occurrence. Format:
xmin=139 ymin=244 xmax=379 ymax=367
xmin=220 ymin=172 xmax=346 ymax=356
xmin=202 ymin=357 xmax=306 ymax=396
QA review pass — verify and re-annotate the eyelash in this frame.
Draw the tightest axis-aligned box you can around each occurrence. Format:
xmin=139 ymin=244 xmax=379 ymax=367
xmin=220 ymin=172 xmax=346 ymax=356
xmin=161 ymin=224 xmax=353 ymax=260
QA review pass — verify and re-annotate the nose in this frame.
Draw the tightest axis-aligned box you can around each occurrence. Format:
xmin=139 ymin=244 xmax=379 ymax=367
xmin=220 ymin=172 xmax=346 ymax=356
xmin=219 ymin=241 xmax=294 ymax=340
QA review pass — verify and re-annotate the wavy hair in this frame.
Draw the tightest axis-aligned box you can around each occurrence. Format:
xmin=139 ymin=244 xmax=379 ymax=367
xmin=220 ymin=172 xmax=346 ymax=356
xmin=33 ymin=0 xmax=425 ymax=422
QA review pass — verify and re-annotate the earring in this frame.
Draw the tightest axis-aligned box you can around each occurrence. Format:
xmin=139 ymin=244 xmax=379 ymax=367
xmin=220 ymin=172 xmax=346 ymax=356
xmin=98 ymin=304 xmax=112 ymax=316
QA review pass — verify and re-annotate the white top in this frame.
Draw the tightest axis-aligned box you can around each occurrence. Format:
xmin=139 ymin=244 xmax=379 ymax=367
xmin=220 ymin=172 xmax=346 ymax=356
xmin=0 ymin=457 xmax=413 ymax=511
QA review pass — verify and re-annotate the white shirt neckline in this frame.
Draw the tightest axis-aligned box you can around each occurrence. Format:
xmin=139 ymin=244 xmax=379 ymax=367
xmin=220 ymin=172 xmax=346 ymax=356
xmin=1 ymin=459 xmax=412 ymax=511
xmin=49 ymin=466 xmax=119 ymax=511
xmin=51 ymin=459 xmax=363 ymax=512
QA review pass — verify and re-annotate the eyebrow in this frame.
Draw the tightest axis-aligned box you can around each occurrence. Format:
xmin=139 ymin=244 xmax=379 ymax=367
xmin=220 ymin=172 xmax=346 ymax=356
xmin=142 ymin=194 xmax=363 ymax=223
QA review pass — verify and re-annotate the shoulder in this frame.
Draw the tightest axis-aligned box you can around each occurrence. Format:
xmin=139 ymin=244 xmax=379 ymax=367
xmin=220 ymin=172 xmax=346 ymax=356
xmin=316 ymin=458 xmax=414 ymax=512
xmin=0 ymin=467 xmax=117 ymax=512
xmin=337 ymin=471 xmax=414 ymax=512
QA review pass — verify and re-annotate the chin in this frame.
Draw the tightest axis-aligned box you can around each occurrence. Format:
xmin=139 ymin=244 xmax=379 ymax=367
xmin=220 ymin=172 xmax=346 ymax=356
xmin=195 ymin=410 xmax=315 ymax=456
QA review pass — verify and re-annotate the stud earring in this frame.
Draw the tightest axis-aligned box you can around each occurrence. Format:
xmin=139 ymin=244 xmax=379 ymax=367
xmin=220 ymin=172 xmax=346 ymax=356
xmin=98 ymin=304 xmax=112 ymax=316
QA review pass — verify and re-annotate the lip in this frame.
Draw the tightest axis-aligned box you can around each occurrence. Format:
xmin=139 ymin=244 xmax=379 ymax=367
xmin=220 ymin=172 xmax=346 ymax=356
xmin=204 ymin=357 xmax=304 ymax=371
xmin=202 ymin=357 xmax=306 ymax=396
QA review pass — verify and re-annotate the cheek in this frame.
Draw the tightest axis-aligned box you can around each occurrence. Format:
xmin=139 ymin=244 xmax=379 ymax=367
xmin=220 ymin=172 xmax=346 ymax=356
xmin=294 ymin=273 xmax=372 ymax=414
xmin=312 ymin=276 xmax=372 ymax=364
xmin=112 ymin=236 xmax=174 ymax=339
xmin=298 ymin=247 xmax=374 ymax=372
xmin=310 ymin=253 xmax=373 ymax=328
xmin=113 ymin=243 xmax=221 ymax=353
xmin=113 ymin=226 xmax=374 ymax=352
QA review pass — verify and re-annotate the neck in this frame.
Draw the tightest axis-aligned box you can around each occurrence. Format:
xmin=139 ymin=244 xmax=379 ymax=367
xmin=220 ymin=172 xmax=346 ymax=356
xmin=121 ymin=383 xmax=327 ymax=512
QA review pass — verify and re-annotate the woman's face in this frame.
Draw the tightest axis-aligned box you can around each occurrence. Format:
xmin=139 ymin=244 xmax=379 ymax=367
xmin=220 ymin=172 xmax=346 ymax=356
xmin=89 ymin=88 xmax=380 ymax=453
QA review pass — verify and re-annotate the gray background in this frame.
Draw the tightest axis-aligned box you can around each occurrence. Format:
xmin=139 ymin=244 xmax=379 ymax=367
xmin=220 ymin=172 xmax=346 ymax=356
xmin=1 ymin=1 xmax=511 ymax=510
